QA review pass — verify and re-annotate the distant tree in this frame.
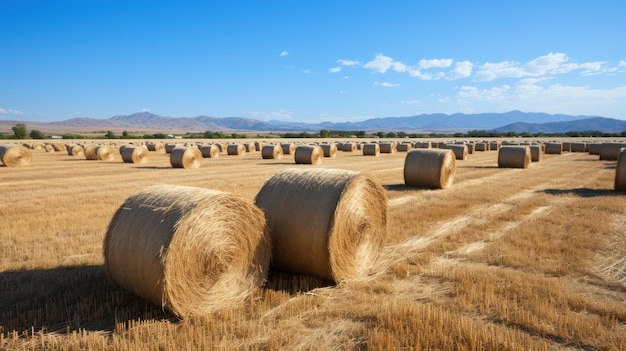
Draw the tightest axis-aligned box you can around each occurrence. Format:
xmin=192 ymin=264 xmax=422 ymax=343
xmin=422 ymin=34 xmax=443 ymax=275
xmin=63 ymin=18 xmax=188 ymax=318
xmin=0 ymin=132 xmax=5 ymax=139
xmin=29 ymin=129 xmax=45 ymax=139
xmin=386 ymin=131 xmax=397 ymax=138
xmin=376 ymin=131 xmax=385 ymax=138
xmin=12 ymin=123 xmax=27 ymax=139
xmin=320 ymin=129 xmax=330 ymax=138
xmin=104 ymin=130 xmax=116 ymax=139
xmin=122 ymin=130 xmax=129 ymax=138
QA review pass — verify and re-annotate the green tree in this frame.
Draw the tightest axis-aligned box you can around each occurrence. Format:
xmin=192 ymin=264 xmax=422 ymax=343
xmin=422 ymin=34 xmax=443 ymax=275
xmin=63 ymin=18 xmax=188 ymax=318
xmin=320 ymin=129 xmax=330 ymax=138
xmin=29 ymin=129 xmax=45 ymax=139
xmin=12 ymin=123 xmax=27 ymax=139
xmin=104 ymin=130 xmax=116 ymax=139
xmin=122 ymin=130 xmax=129 ymax=138
xmin=0 ymin=132 xmax=5 ymax=139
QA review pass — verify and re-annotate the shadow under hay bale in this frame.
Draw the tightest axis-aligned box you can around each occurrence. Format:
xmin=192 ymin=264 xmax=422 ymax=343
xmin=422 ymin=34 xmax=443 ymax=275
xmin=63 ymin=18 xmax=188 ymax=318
xmin=104 ymin=185 xmax=271 ymax=318
xmin=255 ymin=168 xmax=387 ymax=283
xmin=404 ymin=149 xmax=456 ymax=189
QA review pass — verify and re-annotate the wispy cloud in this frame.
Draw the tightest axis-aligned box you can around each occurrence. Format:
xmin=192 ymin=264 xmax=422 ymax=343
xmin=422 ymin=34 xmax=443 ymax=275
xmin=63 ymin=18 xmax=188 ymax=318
xmin=374 ymin=81 xmax=400 ymax=87
xmin=280 ymin=51 xmax=288 ymax=57
xmin=0 ymin=108 xmax=24 ymax=115
xmin=363 ymin=54 xmax=407 ymax=73
xmin=337 ymin=59 xmax=360 ymax=66
xmin=329 ymin=67 xmax=342 ymax=73
xmin=419 ymin=58 xmax=453 ymax=69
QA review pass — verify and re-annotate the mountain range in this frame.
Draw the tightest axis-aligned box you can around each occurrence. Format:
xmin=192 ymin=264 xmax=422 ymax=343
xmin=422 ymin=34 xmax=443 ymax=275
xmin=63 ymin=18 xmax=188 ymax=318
xmin=1 ymin=111 xmax=626 ymax=134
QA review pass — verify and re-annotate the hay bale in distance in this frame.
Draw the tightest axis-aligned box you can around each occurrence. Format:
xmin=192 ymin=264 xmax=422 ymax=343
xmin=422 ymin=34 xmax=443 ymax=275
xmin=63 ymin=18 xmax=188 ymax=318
xmin=571 ymin=142 xmax=587 ymax=152
xmin=362 ymin=143 xmax=380 ymax=156
xmin=227 ymin=144 xmax=246 ymax=156
xmin=200 ymin=145 xmax=220 ymax=158
xmin=244 ymin=143 xmax=256 ymax=153
xmin=413 ymin=141 xmax=431 ymax=149
xmin=615 ymin=148 xmax=626 ymax=192
xmin=379 ymin=143 xmax=396 ymax=154
xmin=67 ymin=144 xmax=84 ymax=157
xmin=0 ymin=145 xmax=32 ymax=167
xmin=84 ymin=144 xmax=98 ymax=160
xmin=146 ymin=142 xmax=165 ymax=153
xmin=474 ymin=142 xmax=487 ymax=152
xmin=544 ymin=143 xmax=563 ymax=155
xmin=294 ymin=145 xmax=323 ymax=165
xmin=342 ymin=143 xmax=357 ymax=152
xmin=600 ymin=143 xmax=626 ymax=161
xmin=255 ymin=168 xmax=387 ymax=283
xmin=170 ymin=147 xmax=202 ymax=169
xmin=121 ymin=145 xmax=149 ymax=164
xmin=404 ymin=149 xmax=455 ymax=189
xmin=281 ymin=143 xmax=296 ymax=155
xmin=104 ymin=184 xmax=270 ymax=318
xmin=445 ymin=144 xmax=468 ymax=160
xmin=262 ymin=144 xmax=283 ymax=160
xmin=588 ymin=143 xmax=602 ymax=155
xmin=95 ymin=145 xmax=115 ymax=161
xmin=530 ymin=145 xmax=542 ymax=162
xmin=320 ymin=144 xmax=338 ymax=158
xmin=165 ymin=143 xmax=179 ymax=154
xmin=52 ymin=143 xmax=67 ymax=152
xmin=498 ymin=146 xmax=531 ymax=168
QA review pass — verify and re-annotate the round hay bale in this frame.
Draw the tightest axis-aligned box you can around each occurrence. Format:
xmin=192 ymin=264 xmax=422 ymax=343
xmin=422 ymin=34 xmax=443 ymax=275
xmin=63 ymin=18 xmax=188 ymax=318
xmin=52 ymin=143 xmax=67 ymax=152
xmin=445 ymin=144 xmax=468 ymax=160
xmin=562 ymin=142 xmax=571 ymax=152
xmin=170 ymin=147 xmax=202 ymax=168
xmin=600 ymin=143 xmax=626 ymax=161
xmin=121 ymin=145 xmax=149 ymax=164
xmin=474 ymin=142 xmax=487 ymax=152
xmin=261 ymin=144 xmax=283 ymax=160
xmin=588 ymin=143 xmax=602 ymax=155
xmin=544 ymin=143 xmax=563 ymax=155
xmin=84 ymin=144 xmax=98 ymax=160
xmin=104 ymin=184 xmax=270 ymax=318
xmin=489 ymin=141 xmax=501 ymax=151
xmin=254 ymin=141 xmax=264 ymax=152
xmin=413 ymin=141 xmax=431 ymax=149
xmin=32 ymin=143 xmax=45 ymax=150
xmin=530 ymin=145 xmax=542 ymax=162
xmin=95 ymin=145 xmax=115 ymax=161
xmin=255 ymin=168 xmax=387 ymax=282
xmin=319 ymin=144 xmax=337 ymax=158
xmin=244 ymin=143 xmax=256 ymax=153
xmin=615 ymin=149 xmax=626 ymax=192
xmin=0 ymin=145 xmax=32 ymax=167
xmin=362 ymin=143 xmax=380 ymax=156
xmin=146 ymin=142 xmax=165 ymax=153
xmin=571 ymin=142 xmax=587 ymax=152
xmin=465 ymin=143 xmax=475 ymax=154
xmin=44 ymin=144 xmax=55 ymax=153
xmin=342 ymin=143 xmax=357 ymax=152
xmin=200 ymin=145 xmax=220 ymax=158
xmin=227 ymin=144 xmax=246 ymax=156
xmin=379 ymin=143 xmax=396 ymax=154
xmin=22 ymin=143 xmax=33 ymax=149
xmin=294 ymin=145 xmax=323 ymax=165
xmin=498 ymin=146 xmax=531 ymax=168
xmin=165 ymin=143 xmax=179 ymax=154
xmin=67 ymin=144 xmax=84 ymax=157
xmin=404 ymin=149 xmax=455 ymax=189
xmin=281 ymin=143 xmax=296 ymax=155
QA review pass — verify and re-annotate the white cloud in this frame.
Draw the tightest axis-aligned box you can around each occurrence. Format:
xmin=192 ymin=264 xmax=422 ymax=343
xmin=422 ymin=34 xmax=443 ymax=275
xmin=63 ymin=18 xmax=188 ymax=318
xmin=337 ymin=59 xmax=360 ymax=66
xmin=141 ymin=108 xmax=150 ymax=112
xmin=329 ymin=67 xmax=342 ymax=73
xmin=419 ymin=58 xmax=453 ymax=69
xmin=280 ymin=51 xmax=288 ymax=57
xmin=523 ymin=52 xmax=569 ymax=75
xmin=363 ymin=54 xmax=407 ymax=73
xmin=474 ymin=61 xmax=525 ymax=81
xmin=0 ymin=108 xmax=6 ymax=114
xmin=620 ymin=60 xmax=626 ymax=68
xmin=303 ymin=69 xmax=311 ymax=74
xmin=448 ymin=61 xmax=473 ymax=79
xmin=374 ymin=81 xmax=400 ymax=87
xmin=341 ymin=75 xmax=350 ymax=80
xmin=0 ymin=108 xmax=24 ymax=115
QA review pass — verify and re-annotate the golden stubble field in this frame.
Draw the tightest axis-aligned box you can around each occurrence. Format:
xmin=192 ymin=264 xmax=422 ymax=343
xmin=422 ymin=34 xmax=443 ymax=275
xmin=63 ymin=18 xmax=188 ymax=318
xmin=1 ymin=138 xmax=625 ymax=350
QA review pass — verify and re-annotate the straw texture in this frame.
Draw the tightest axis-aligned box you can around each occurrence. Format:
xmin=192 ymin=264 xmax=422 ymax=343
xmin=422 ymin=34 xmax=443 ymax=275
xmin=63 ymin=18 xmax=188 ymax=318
xmin=121 ymin=145 xmax=149 ymax=164
xmin=404 ymin=149 xmax=456 ymax=189
xmin=262 ymin=144 xmax=283 ymax=160
xmin=200 ymin=145 xmax=220 ymax=158
xmin=294 ymin=145 xmax=323 ymax=165
xmin=95 ymin=145 xmax=115 ymax=161
xmin=615 ymin=148 xmax=626 ymax=192
xmin=227 ymin=144 xmax=246 ymax=156
xmin=170 ymin=147 xmax=202 ymax=168
xmin=600 ymin=143 xmax=626 ymax=161
xmin=320 ymin=144 xmax=338 ymax=158
xmin=0 ymin=145 xmax=32 ymax=167
xmin=362 ymin=143 xmax=380 ymax=156
xmin=498 ymin=146 xmax=531 ymax=168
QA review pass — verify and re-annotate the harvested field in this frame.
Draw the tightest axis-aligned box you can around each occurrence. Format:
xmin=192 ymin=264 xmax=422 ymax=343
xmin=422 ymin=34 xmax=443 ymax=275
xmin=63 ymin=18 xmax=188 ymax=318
xmin=1 ymin=137 xmax=625 ymax=350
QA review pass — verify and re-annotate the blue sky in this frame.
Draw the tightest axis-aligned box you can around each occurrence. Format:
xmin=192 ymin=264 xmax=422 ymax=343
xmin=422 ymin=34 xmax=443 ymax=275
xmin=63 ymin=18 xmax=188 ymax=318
xmin=2 ymin=1 xmax=625 ymax=123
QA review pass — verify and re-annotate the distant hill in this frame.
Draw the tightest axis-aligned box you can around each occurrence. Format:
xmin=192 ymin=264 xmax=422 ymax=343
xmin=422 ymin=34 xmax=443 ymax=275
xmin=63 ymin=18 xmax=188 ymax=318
xmin=493 ymin=117 xmax=626 ymax=134
xmin=1 ymin=111 xmax=625 ymax=134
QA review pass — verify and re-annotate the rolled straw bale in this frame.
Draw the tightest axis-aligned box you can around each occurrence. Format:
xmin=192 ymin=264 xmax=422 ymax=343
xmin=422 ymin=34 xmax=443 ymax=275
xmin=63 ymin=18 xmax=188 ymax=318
xmin=294 ymin=145 xmax=323 ymax=165
xmin=342 ymin=143 xmax=357 ymax=152
xmin=562 ymin=142 xmax=571 ymax=152
xmin=489 ymin=141 xmax=500 ymax=151
xmin=165 ymin=143 xmax=179 ymax=154
xmin=121 ymin=145 xmax=149 ymax=164
xmin=474 ymin=142 xmax=487 ymax=151
xmin=104 ymin=184 xmax=270 ymax=318
xmin=403 ymin=149 xmax=455 ymax=189
xmin=362 ymin=143 xmax=380 ymax=156
xmin=262 ymin=144 xmax=283 ymax=160
xmin=544 ymin=142 xmax=563 ymax=155
xmin=227 ymin=143 xmax=246 ymax=156
xmin=254 ymin=141 xmax=264 ymax=151
xmin=95 ymin=145 xmax=115 ymax=161
xmin=466 ymin=143 xmax=475 ymax=154
xmin=530 ymin=145 xmax=542 ymax=162
xmin=599 ymin=143 xmax=626 ymax=161
xmin=335 ymin=142 xmax=344 ymax=150
xmin=200 ymin=144 xmax=220 ymax=158
xmin=84 ymin=144 xmax=98 ymax=160
xmin=444 ymin=144 xmax=468 ymax=160
xmin=22 ymin=143 xmax=33 ymax=149
xmin=571 ymin=142 xmax=587 ymax=152
xmin=0 ymin=145 xmax=32 ymax=167
xmin=44 ymin=144 xmax=55 ymax=153
xmin=588 ymin=143 xmax=602 ymax=155
xmin=379 ymin=143 xmax=396 ymax=154
xmin=281 ymin=143 xmax=296 ymax=155
xmin=32 ymin=143 xmax=44 ymax=150
xmin=170 ymin=147 xmax=202 ymax=168
xmin=244 ymin=143 xmax=256 ymax=153
xmin=255 ymin=168 xmax=387 ymax=282
xmin=413 ymin=141 xmax=431 ymax=149
xmin=615 ymin=148 xmax=626 ymax=192
xmin=498 ymin=146 xmax=531 ymax=168
xmin=52 ymin=143 xmax=67 ymax=152
xmin=320 ymin=143 xmax=337 ymax=158
xmin=67 ymin=144 xmax=84 ymax=157
xmin=146 ymin=142 xmax=165 ymax=153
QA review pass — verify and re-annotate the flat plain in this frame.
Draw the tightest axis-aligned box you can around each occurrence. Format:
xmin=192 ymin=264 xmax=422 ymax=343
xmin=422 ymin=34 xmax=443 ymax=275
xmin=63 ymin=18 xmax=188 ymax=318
xmin=1 ymin=138 xmax=625 ymax=350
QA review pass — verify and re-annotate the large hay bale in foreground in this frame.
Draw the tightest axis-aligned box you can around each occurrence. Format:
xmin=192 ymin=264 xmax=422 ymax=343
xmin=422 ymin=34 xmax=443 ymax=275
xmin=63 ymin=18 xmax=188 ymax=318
xmin=104 ymin=184 xmax=270 ymax=318
xmin=121 ymin=145 xmax=149 ymax=164
xmin=95 ymin=145 xmax=115 ymax=161
xmin=615 ymin=149 xmax=626 ymax=192
xmin=600 ymin=143 xmax=626 ymax=161
xmin=404 ymin=149 xmax=455 ymax=189
xmin=544 ymin=143 xmax=563 ymax=155
xmin=320 ymin=144 xmax=337 ymax=158
xmin=362 ymin=143 xmax=380 ymax=156
xmin=227 ymin=144 xmax=246 ymax=156
xmin=498 ymin=146 xmax=531 ymax=168
xmin=294 ymin=145 xmax=323 ymax=165
xmin=0 ymin=145 xmax=32 ymax=167
xmin=262 ymin=144 xmax=283 ymax=160
xmin=170 ymin=147 xmax=202 ymax=169
xmin=255 ymin=168 xmax=387 ymax=282
xmin=200 ymin=145 xmax=220 ymax=158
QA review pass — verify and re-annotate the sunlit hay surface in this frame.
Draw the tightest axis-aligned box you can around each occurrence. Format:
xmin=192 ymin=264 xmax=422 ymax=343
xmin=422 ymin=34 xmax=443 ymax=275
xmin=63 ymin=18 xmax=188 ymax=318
xmin=1 ymin=137 xmax=625 ymax=351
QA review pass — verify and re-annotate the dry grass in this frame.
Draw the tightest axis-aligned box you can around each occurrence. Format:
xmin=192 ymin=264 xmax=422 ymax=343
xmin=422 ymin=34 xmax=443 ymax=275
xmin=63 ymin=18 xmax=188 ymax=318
xmin=1 ymin=138 xmax=625 ymax=350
